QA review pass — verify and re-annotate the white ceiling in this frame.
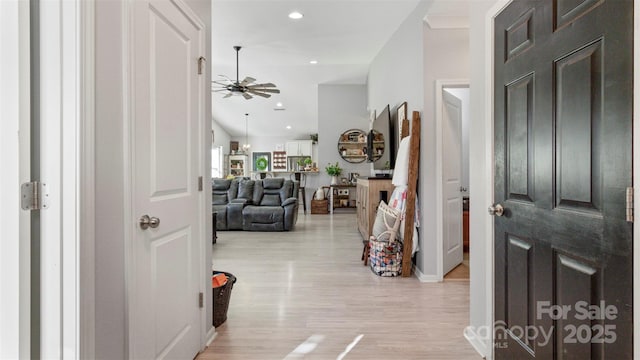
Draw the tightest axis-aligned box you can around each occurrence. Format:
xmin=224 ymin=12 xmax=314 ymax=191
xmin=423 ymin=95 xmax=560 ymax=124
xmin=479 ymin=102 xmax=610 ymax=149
xmin=211 ymin=0 xmax=421 ymax=138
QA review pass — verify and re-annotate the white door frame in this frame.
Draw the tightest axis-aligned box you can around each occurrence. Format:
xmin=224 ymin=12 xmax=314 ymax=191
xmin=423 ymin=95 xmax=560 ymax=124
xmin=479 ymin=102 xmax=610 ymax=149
xmin=39 ymin=0 xmax=95 ymax=357
xmin=482 ymin=1 xmax=640 ymax=359
xmin=435 ymin=79 xmax=469 ymax=281
xmin=0 ymin=1 xmax=31 ymax=357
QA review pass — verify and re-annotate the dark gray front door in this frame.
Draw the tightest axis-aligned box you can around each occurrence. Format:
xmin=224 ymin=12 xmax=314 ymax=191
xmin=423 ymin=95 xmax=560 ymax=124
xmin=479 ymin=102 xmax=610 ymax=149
xmin=494 ymin=0 xmax=633 ymax=358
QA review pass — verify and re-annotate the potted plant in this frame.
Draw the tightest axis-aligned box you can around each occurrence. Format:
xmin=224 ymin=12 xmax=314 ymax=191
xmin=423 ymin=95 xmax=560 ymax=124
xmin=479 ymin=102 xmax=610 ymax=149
xmin=325 ymin=162 xmax=342 ymax=185
xmin=303 ymin=157 xmax=313 ymax=170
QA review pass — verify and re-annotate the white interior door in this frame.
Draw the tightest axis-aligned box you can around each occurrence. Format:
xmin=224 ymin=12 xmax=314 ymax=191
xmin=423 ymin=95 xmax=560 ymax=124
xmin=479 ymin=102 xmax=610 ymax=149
xmin=442 ymin=90 xmax=464 ymax=275
xmin=131 ymin=0 xmax=204 ymax=358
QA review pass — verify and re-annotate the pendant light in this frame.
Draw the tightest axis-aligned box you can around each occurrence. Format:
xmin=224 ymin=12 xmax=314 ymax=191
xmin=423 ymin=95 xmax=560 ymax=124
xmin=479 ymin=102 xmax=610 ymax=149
xmin=241 ymin=113 xmax=251 ymax=152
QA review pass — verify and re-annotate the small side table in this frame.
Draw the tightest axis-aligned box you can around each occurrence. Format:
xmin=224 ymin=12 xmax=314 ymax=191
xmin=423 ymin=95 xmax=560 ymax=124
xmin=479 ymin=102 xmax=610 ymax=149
xmin=329 ymin=184 xmax=357 ymax=213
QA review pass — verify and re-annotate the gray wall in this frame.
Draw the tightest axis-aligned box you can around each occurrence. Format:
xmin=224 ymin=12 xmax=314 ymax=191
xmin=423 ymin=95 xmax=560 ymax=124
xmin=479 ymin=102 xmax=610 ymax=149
xmin=367 ymin=1 xmax=428 ymax=273
xmin=367 ymin=0 xmax=470 ymax=276
xmin=318 ymin=84 xmax=371 ymax=186
xmin=94 ymin=0 xmax=212 ymax=358
xmin=368 ymin=1 xmax=428 ymax=118
xmin=212 ymin=118 xmax=231 ymax=155
xmin=420 ymin=25 xmax=470 ymax=276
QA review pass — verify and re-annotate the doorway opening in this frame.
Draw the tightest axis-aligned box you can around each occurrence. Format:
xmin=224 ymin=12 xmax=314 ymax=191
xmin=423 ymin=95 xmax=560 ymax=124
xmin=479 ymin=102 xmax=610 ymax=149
xmin=435 ymin=80 xmax=470 ymax=282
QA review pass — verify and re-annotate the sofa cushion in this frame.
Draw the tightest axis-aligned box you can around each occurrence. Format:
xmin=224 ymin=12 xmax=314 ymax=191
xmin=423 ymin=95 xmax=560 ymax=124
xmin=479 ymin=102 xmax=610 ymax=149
xmin=261 ymin=193 xmax=281 ymax=206
xmin=228 ymin=179 xmax=239 ymax=200
xmin=263 ymin=178 xmax=284 ymax=189
xmin=243 ymin=206 xmax=284 ymax=224
xmin=212 ymin=193 xmax=228 ymax=205
xmin=238 ymin=179 xmax=254 ymax=199
xmin=212 ymin=179 xmax=231 ymax=190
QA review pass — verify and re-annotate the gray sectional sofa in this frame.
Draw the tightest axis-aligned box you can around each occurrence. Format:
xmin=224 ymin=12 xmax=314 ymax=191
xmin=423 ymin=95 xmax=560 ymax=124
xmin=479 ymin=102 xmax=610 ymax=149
xmin=212 ymin=177 xmax=299 ymax=231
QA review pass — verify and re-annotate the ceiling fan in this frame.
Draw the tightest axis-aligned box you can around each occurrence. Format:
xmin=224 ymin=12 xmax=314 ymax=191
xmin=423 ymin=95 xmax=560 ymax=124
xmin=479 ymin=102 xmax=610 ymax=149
xmin=212 ymin=46 xmax=280 ymax=100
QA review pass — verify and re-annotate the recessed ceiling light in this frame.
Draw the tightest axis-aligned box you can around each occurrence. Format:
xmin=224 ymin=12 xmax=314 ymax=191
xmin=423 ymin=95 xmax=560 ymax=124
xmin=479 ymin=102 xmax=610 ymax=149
xmin=288 ymin=11 xmax=303 ymax=20
xmin=309 ymin=60 xmax=318 ymax=64
xmin=276 ymin=102 xmax=283 ymax=107
xmin=286 ymin=125 xmax=292 ymax=129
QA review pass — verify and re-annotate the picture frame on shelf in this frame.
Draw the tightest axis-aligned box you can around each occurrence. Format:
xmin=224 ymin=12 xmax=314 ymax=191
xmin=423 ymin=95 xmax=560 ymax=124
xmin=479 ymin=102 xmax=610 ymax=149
xmin=252 ymin=152 xmax=271 ymax=171
xmin=397 ymin=101 xmax=408 ymax=145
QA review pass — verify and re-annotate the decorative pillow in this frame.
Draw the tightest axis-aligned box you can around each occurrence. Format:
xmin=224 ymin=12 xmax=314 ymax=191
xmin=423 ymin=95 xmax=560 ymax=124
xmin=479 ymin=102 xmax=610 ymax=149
xmin=237 ymin=179 xmax=254 ymax=199
xmin=371 ymin=200 xmax=401 ymax=243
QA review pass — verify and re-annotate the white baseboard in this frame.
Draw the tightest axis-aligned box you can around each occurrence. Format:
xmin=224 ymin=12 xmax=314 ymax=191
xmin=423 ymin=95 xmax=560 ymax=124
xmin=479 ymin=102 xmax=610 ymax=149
xmin=464 ymin=326 xmax=489 ymax=359
xmin=413 ymin=265 xmax=440 ymax=282
xmin=206 ymin=328 xmax=217 ymax=347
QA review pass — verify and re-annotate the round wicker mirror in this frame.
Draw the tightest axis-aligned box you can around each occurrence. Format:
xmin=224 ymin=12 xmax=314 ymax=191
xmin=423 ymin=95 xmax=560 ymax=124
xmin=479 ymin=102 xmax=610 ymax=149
xmin=337 ymin=129 xmax=368 ymax=163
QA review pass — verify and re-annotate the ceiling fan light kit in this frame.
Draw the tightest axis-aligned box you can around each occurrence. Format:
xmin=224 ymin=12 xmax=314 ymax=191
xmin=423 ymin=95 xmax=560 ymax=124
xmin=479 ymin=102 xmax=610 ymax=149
xmin=213 ymin=46 xmax=280 ymax=100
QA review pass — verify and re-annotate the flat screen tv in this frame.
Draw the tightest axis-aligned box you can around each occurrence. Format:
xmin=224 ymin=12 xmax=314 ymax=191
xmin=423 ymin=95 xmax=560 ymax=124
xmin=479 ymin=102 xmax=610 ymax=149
xmin=367 ymin=104 xmax=395 ymax=172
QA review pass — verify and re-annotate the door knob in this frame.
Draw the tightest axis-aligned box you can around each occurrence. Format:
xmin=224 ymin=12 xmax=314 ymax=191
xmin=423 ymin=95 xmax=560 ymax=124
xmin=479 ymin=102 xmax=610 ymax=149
xmin=139 ymin=215 xmax=160 ymax=229
xmin=488 ymin=204 xmax=505 ymax=217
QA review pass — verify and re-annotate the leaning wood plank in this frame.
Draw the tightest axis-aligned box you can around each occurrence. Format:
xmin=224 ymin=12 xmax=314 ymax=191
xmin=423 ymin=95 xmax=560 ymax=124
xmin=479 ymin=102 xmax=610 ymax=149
xmin=402 ymin=111 xmax=420 ymax=277
xmin=401 ymin=119 xmax=410 ymax=139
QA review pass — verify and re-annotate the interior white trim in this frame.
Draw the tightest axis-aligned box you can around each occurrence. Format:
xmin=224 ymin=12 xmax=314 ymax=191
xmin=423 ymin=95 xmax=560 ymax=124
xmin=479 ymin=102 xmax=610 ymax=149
xmin=40 ymin=0 xmax=65 ymax=355
xmin=412 ymin=265 xmax=439 ymax=282
xmin=424 ymin=15 xmax=470 ymax=30
xmin=123 ymin=0 xmax=134 ymax=357
xmin=633 ymin=0 xmax=639 ymax=357
xmin=435 ymin=79 xmax=469 ymax=283
xmin=463 ymin=326 xmax=489 ymax=359
xmin=481 ymin=1 xmax=513 ymax=359
xmin=206 ymin=328 xmax=217 ymax=347
xmin=79 ymin=0 xmax=96 ymax=357
xmin=0 ymin=1 xmax=31 ymax=357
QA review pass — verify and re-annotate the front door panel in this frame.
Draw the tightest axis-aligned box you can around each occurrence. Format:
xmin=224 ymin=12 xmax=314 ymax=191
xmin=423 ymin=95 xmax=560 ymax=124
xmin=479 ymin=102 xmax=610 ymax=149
xmin=494 ymin=0 xmax=633 ymax=358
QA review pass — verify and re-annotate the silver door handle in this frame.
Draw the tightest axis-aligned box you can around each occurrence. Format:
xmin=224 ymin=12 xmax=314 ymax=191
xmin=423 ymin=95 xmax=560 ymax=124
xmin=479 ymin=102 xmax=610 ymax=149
xmin=139 ymin=215 xmax=160 ymax=229
xmin=488 ymin=204 xmax=504 ymax=217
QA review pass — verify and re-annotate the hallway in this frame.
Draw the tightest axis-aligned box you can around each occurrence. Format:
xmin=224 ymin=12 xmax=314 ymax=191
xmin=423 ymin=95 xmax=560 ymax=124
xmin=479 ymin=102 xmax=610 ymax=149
xmin=199 ymin=214 xmax=479 ymax=359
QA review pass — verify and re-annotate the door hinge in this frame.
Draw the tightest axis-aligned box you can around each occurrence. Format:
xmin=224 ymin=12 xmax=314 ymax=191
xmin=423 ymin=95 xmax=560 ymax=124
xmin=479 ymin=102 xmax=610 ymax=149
xmin=626 ymin=187 xmax=634 ymax=223
xmin=21 ymin=181 xmax=49 ymax=211
xmin=199 ymin=292 xmax=204 ymax=308
xmin=198 ymin=176 xmax=203 ymax=191
xmin=198 ymin=56 xmax=206 ymax=75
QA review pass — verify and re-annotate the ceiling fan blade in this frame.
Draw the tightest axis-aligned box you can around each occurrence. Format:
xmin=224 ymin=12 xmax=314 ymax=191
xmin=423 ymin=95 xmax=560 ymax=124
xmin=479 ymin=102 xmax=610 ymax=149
xmin=218 ymin=74 xmax=233 ymax=81
xmin=247 ymin=87 xmax=280 ymax=94
xmin=246 ymin=89 xmax=271 ymax=98
xmin=239 ymin=76 xmax=256 ymax=86
xmin=242 ymin=92 xmax=253 ymax=100
xmin=223 ymin=93 xmax=233 ymax=98
xmin=212 ymin=89 xmax=229 ymax=93
xmin=249 ymin=83 xmax=276 ymax=88
xmin=213 ymin=80 xmax=231 ymax=86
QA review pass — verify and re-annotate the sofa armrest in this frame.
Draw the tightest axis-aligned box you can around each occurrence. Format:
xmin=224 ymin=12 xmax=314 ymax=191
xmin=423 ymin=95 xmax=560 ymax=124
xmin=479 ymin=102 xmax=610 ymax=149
xmin=227 ymin=202 xmax=247 ymax=229
xmin=282 ymin=197 xmax=297 ymax=207
xmin=282 ymin=197 xmax=298 ymax=231
xmin=230 ymin=198 xmax=251 ymax=205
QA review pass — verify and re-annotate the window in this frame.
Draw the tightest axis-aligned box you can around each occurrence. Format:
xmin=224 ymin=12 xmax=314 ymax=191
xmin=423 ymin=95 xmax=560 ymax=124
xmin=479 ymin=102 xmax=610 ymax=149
xmin=211 ymin=146 xmax=223 ymax=178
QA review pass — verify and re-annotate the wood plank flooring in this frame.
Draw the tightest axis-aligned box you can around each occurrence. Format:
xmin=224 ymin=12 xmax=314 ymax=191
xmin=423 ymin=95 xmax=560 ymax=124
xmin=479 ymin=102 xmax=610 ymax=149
xmin=198 ymin=213 xmax=480 ymax=360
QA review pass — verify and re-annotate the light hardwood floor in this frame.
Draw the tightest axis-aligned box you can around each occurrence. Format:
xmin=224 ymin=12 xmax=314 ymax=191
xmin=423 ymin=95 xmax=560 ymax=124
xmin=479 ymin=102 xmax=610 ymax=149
xmin=198 ymin=213 xmax=480 ymax=360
